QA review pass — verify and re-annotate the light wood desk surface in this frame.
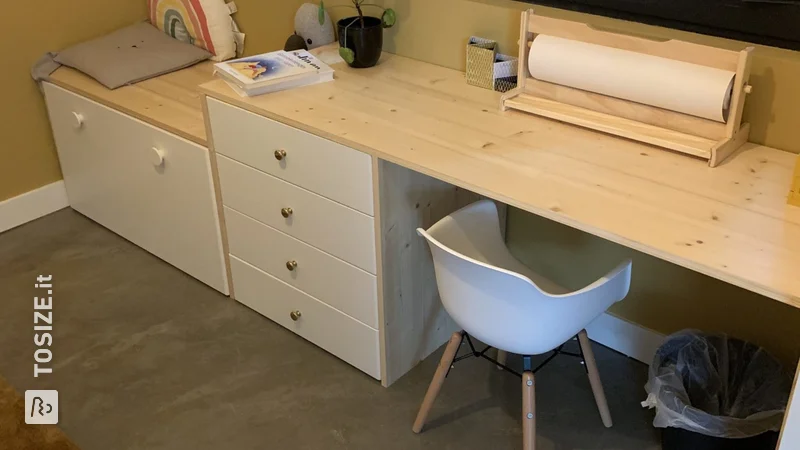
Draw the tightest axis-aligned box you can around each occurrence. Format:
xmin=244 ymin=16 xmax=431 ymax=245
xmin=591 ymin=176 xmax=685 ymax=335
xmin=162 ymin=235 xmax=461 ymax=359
xmin=49 ymin=62 xmax=214 ymax=146
xmin=200 ymin=53 xmax=800 ymax=309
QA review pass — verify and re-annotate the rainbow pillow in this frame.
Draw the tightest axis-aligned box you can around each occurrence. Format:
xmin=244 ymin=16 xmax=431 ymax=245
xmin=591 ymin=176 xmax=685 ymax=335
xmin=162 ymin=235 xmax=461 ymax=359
xmin=149 ymin=0 xmax=237 ymax=61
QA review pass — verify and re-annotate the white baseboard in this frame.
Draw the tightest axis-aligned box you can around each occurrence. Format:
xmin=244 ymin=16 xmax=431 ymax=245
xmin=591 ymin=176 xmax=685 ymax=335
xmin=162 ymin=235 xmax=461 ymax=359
xmin=0 ymin=181 xmax=69 ymax=234
xmin=586 ymin=312 xmax=665 ymax=365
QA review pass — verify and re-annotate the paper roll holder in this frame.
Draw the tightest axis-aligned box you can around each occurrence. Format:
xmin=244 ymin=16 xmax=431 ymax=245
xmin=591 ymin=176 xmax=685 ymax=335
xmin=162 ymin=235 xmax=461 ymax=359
xmin=501 ymin=9 xmax=754 ymax=168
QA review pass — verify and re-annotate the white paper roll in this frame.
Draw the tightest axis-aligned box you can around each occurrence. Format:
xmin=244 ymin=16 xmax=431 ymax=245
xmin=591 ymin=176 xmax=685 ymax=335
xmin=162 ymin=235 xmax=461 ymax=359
xmin=528 ymin=35 xmax=735 ymax=122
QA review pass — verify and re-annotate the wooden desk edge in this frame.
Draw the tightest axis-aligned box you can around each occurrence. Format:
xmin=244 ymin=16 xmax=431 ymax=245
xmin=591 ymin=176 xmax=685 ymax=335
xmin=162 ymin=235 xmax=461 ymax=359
xmin=199 ymin=81 xmax=800 ymax=310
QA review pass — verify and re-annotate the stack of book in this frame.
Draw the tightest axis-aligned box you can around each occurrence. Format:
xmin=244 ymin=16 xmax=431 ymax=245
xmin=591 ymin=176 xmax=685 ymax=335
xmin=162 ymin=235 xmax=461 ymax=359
xmin=213 ymin=50 xmax=334 ymax=97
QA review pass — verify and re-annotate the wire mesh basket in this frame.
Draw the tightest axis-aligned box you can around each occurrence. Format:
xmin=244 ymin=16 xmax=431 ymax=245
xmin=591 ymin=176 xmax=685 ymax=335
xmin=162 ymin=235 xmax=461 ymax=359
xmin=466 ymin=36 xmax=518 ymax=93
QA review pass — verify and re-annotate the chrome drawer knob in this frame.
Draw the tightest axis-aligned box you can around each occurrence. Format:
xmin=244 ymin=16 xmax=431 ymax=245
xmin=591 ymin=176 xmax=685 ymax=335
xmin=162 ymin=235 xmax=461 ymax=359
xmin=286 ymin=260 xmax=298 ymax=271
xmin=274 ymin=149 xmax=287 ymax=161
xmin=290 ymin=310 xmax=302 ymax=321
xmin=281 ymin=207 xmax=293 ymax=218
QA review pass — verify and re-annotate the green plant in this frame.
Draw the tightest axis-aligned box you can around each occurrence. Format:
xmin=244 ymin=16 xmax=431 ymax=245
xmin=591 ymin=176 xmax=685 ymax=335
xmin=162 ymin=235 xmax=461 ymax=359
xmin=319 ymin=1 xmax=397 ymax=64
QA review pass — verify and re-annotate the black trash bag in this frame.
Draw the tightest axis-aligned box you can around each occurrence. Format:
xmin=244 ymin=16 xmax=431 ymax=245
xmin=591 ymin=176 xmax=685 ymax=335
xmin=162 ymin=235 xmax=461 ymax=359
xmin=642 ymin=330 xmax=793 ymax=438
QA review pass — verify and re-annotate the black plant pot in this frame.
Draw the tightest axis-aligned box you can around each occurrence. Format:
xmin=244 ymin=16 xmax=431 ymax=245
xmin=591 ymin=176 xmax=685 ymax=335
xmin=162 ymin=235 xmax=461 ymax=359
xmin=338 ymin=16 xmax=383 ymax=68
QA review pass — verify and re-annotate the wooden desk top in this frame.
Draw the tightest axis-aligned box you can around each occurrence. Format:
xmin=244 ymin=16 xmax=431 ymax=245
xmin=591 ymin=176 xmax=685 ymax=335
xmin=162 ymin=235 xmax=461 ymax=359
xmin=49 ymin=62 xmax=214 ymax=146
xmin=200 ymin=53 xmax=800 ymax=309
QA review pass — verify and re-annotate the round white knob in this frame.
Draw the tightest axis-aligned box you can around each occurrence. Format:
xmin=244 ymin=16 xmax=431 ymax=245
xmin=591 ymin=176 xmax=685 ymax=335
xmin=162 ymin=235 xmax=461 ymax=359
xmin=72 ymin=112 xmax=84 ymax=129
xmin=150 ymin=147 xmax=166 ymax=167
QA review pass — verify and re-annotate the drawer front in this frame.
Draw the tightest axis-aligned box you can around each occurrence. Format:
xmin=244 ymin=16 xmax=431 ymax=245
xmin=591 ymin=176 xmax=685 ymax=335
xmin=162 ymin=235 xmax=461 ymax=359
xmin=226 ymin=207 xmax=378 ymax=328
xmin=43 ymin=83 xmax=228 ymax=294
xmin=217 ymin=155 xmax=377 ymax=274
xmin=207 ymin=98 xmax=374 ymax=216
xmin=231 ymin=256 xmax=381 ymax=380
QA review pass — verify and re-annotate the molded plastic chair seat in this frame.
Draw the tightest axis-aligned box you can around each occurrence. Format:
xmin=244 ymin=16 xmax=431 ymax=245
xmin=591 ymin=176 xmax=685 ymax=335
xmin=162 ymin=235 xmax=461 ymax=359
xmin=412 ymin=200 xmax=633 ymax=450
xmin=418 ymin=199 xmax=631 ymax=356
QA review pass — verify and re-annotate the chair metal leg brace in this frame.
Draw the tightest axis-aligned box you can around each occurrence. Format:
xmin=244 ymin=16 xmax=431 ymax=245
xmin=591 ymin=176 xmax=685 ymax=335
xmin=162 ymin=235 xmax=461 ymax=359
xmin=449 ymin=333 xmax=582 ymax=379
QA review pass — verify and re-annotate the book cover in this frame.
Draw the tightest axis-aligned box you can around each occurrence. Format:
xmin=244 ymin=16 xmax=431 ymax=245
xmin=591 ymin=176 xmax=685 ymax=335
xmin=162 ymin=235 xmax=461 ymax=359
xmin=219 ymin=73 xmax=334 ymax=98
xmin=214 ymin=49 xmax=336 ymax=97
xmin=214 ymin=51 xmax=315 ymax=86
xmin=290 ymin=50 xmax=335 ymax=76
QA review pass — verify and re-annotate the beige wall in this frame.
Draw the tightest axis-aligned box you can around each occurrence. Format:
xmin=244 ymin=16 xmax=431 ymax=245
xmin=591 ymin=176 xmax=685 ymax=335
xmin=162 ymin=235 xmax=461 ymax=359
xmin=233 ymin=0 xmax=307 ymax=55
xmin=0 ymin=1 xmax=147 ymax=202
xmin=381 ymin=0 xmax=800 ymax=364
xmin=234 ymin=0 xmax=358 ymax=56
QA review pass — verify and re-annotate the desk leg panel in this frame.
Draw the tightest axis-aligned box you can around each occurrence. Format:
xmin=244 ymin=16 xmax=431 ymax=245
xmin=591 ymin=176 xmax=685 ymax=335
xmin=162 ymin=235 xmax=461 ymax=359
xmin=376 ymin=159 xmax=507 ymax=387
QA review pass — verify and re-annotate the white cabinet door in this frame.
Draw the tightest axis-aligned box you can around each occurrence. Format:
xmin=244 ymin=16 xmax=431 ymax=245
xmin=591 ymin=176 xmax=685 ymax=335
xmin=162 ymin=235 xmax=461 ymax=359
xmin=44 ymin=83 xmax=228 ymax=294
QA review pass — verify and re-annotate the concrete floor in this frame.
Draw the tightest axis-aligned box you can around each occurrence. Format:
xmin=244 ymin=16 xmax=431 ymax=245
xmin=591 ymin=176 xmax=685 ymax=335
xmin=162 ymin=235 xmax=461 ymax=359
xmin=0 ymin=208 xmax=661 ymax=450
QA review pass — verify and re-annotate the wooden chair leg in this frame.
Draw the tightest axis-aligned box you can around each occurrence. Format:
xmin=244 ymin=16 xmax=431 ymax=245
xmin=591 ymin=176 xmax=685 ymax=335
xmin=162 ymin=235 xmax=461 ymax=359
xmin=522 ymin=371 xmax=536 ymax=450
xmin=497 ymin=349 xmax=508 ymax=370
xmin=412 ymin=331 xmax=464 ymax=433
xmin=578 ymin=329 xmax=613 ymax=428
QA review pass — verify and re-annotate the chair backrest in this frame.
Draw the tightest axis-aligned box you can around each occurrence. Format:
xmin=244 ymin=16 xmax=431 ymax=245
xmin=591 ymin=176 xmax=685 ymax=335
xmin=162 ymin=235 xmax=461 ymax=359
xmin=418 ymin=200 xmax=632 ymax=356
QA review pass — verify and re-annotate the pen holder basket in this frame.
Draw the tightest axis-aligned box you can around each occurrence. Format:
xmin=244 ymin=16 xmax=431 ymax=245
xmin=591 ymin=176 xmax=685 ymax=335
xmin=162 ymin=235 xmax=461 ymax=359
xmin=467 ymin=36 xmax=518 ymax=92
xmin=466 ymin=36 xmax=497 ymax=90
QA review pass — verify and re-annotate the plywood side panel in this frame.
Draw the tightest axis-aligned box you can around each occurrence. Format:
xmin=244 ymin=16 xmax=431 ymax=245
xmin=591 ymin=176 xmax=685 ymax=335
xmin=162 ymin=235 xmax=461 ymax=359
xmin=377 ymin=159 xmax=507 ymax=386
xmin=203 ymin=95 xmax=235 ymax=297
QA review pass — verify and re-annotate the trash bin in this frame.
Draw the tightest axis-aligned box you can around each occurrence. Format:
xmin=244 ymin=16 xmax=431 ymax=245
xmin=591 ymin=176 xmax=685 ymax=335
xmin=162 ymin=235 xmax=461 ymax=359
xmin=642 ymin=330 xmax=793 ymax=450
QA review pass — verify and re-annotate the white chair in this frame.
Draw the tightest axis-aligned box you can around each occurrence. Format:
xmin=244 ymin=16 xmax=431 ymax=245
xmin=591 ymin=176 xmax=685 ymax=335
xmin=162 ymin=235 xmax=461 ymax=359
xmin=412 ymin=200 xmax=632 ymax=450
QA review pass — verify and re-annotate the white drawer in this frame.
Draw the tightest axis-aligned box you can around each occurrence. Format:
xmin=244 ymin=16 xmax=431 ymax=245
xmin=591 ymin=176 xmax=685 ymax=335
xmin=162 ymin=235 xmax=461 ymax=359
xmin=217 ymin=155 xmax=377 ymax=274
xmin=225 ymin=207 xmax=378 ymax=328
xmin=207 ymin=98 xmax=374 ymax=216
xmin=43 ymin=83 xmax=228 ymax=294
xmin=230 ymin=256 xmax=381 ymax=379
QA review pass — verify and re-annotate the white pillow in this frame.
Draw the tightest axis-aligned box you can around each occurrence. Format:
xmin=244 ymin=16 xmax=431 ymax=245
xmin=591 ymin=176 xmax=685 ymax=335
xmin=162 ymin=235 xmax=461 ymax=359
xmin=149 ymin=0 xmax=241 ymax=61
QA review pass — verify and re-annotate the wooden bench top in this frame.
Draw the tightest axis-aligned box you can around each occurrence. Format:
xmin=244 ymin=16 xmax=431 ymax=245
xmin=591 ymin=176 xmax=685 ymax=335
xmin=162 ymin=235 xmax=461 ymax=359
xmin=49 ymin=62 xmax=214 ymax=146
xmin=199 ymin=53 xmax=800 ymax=309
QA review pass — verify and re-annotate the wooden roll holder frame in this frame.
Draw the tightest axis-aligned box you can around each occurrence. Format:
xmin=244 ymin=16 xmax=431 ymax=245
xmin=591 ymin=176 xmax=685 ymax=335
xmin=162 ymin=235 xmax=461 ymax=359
xmin=501 ymin=9 xmax=755 ymax=167
xmin=790 ymin=157 xmax=800 ymax=207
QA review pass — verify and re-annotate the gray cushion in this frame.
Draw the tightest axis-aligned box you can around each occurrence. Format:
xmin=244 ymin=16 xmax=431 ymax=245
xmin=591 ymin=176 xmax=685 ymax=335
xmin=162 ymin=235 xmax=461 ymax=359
xmin=55 ymin=22 xmax=211 ymax=89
